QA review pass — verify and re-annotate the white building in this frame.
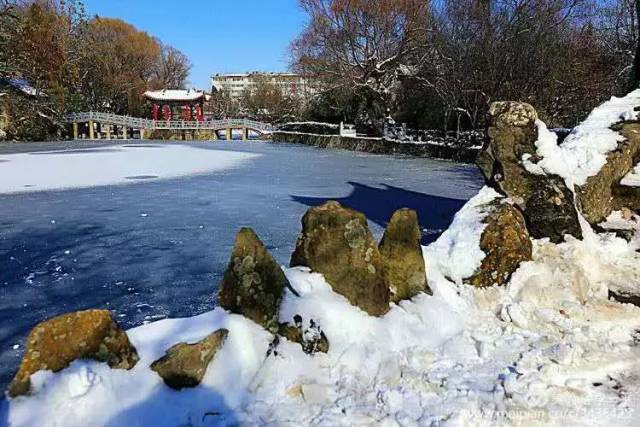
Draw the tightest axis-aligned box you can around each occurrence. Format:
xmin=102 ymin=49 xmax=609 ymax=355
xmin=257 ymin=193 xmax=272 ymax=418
xmin=211 ymin=72 xmax=314 ymax=101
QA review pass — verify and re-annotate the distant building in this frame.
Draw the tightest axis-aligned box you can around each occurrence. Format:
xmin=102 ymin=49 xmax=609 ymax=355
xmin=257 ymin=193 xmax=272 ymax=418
xmin=211 ymin=72 xmax=314 ymax=101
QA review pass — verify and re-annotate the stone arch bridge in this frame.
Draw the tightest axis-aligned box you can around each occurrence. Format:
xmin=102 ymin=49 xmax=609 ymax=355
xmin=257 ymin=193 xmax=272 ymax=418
xmin=66 ymin=112 xmax=273 ymax=141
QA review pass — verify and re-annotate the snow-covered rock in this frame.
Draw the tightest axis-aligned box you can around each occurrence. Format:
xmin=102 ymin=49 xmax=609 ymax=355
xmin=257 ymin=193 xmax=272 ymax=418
xmin=478 ymin=101 xmax=582 ymax=242
xmin=526 ymin=91 xmax=640 ymax=224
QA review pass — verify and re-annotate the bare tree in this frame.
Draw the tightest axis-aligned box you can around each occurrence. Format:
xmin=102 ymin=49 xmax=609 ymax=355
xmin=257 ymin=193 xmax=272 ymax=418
xmin=154 ymin=44 xmax=191 ymax=89
xmin=291 ymin=0 xmax=429 ymax=133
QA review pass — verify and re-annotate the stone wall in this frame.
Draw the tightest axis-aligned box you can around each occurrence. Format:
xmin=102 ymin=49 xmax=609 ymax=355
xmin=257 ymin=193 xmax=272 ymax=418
xmin=271 ymin=131 xmax=479 ymax=163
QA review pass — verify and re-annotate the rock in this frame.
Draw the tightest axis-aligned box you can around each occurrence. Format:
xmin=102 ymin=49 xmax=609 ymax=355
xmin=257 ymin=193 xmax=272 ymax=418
xmin=290 ymin=201 xmax=390 ymax=316
xmin=217 ymin=228 xmax=289 ymax=331
xmin=151 ymin=329 xmax=228 ymax=390
xmin=524 ymin=175 xmax=583 ymax=243
xmin=467 ymin=202 xmax=532 ymax=288
xmin=609 ymin=289 xmax=640 ymax=307
xmin=489 ymin=101 xmax=539 ymax=129
xmin=278 ymin=315 xmax=329 ymax=354
xmin=378 ymin=208 xmax=430 ymax=302
xmin=578 ymin=122 xmax=640 ymax=224
xmin=8 ymin=309 xmax=138 ymax=397
xmin=477 ymin=101 xmax=582 ymax=242
xmin=477 ymin=101 xmax=539 ymax=201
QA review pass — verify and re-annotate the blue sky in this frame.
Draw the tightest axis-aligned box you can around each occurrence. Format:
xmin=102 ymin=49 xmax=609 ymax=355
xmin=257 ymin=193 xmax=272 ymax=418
xmin=83 ymin=0 xmax=307 ymax=89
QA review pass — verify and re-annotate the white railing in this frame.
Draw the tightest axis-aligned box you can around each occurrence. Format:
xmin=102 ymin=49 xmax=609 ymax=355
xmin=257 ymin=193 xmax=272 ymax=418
xmin=65 ymin=112 xmax=273 ymax=132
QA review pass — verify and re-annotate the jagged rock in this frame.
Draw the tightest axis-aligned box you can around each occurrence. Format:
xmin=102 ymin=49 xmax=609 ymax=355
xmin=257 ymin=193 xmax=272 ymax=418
xmin=378 ymin=208 xmax=430 ymax=302
xmin=151 ymin=329 xmax=228 ymax=390
xmin=8 ymin=309 xmax=138 ymax=397
xmin=278 ymin=315 xmax=329 ymax=354
xmin=477 ymin=101 xmax=582 ymax=242
xmin=524 ymin=175 xmax=582 ymax=243
xmin=579 ymin=122 xmax=640 ymax=224
xmin=290 ymin=201 xmax=390 ymax=316
xmin=477 ymin=101 xmax=540 ymax=201
xmin=217 ymin=228 xmax=289 ymax=331
xmin=467 ymin=202 xmax=532 ymax=288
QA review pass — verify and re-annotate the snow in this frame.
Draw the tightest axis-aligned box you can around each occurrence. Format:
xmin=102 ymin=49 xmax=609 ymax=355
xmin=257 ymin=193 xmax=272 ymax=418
xmin=280 ymin=121 xmax=339 ymax=129
xmin=424 ymin=186 xmax=502 ymax=283
xmin=0 ymin=144 xmax=260 ymax=194
xmin=526 ymin=90 xmax=640 ymax=187
xmin=4 ymin=187 xmax=640 ymax=425
xmin=143 ymin=90 xmax=206 ymax=102
xmin=6 ymin=79 xmax=41 ymax=97
xmin=621 ymin=163 xmax=640 ymax=187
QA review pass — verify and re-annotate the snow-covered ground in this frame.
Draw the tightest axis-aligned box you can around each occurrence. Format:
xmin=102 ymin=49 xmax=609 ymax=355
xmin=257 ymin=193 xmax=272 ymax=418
xmin=3 ymin=187 xmax=640 ymax=426
xmin=0 ymin=144 xmax=260 ymax=194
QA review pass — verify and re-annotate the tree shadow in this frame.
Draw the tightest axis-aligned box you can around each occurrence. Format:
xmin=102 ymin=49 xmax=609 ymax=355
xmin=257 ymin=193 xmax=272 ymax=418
xmin=105 ymin=385 xmax=238 ymax=427
xmin=291 ymin=181 xmax=467 ymax=244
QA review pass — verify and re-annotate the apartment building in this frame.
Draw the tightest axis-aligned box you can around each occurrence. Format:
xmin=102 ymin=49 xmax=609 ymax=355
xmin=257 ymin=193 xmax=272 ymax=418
xmin=211 ymin=72 xmax=314 ymax=101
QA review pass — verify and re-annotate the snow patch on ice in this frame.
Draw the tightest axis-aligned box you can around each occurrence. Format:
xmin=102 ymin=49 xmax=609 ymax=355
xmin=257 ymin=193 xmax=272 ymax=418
xmin=0 ymin=144 xmax=260 ymax=194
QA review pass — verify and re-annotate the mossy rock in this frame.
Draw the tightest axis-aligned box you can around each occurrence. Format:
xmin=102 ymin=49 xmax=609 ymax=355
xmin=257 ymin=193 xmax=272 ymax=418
xmin=151 ymin=329 xmax=228 ymax=390
xmin=217 ymin=228 xmax=289 ymax=331
xmin=8 ymin=309 xmax=138 ymax=397
xmin=467 ymin=202 xmax=532 ymax=288
xmin=379 ymin=208 xmax=430 ymax=302
xmin=290 ymin=201 xmax=390 ymax=316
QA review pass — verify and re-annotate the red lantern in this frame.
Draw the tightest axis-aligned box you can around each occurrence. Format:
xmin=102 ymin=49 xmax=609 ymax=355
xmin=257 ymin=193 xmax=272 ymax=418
xmin=195 ymin=105 xmax=203 ymax=122
xmin=162 ymin=105 xmax=171 ymax=121
xmin=152 ymin=104 xmax=159 ymax=121
xmin=184 ymin=104 xmax=191 ymax=122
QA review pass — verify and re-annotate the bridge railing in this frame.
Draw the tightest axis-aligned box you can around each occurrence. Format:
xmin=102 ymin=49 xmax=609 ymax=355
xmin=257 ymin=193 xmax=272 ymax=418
xmin=65 ymin=112 xmax=273 ymax=132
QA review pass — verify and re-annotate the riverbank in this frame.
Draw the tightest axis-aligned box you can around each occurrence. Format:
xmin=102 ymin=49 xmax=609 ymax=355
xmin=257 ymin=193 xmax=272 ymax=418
xmin=271 ymin=131 xmax=480 ymax=163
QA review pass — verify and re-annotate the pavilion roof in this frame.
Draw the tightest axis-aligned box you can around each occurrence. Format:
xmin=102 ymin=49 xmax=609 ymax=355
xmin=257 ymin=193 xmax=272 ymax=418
xmin=143 ymin=89 xmax=206 ymax=102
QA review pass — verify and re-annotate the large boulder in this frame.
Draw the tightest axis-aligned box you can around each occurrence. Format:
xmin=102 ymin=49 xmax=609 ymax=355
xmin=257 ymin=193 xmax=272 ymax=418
xmin=467 ymin=202 xmax=533 ymax=288
xmin=217 ymin=228 xmax=289 ymax=332
xmin=378 ymin=208 xmax=430 ymax=302
xmin=8 ymin=309 xmax=138 ymax=397
xmin=477 ymin=101 xmax=582 ymax=242
xmin=477 ymin=101 xmax=539 ymax=201
xmin=290 ymin=201 xmax=390 ymax=316
xmin=151 ymin=329 xmax=228 ymax=390
xmin=578 ymin=122 xmax=640 ymax=224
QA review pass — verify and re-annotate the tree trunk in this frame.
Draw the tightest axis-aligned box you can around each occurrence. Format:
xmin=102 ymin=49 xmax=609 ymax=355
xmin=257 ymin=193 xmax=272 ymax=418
xmin=631 ymin=0 xmax=640 ymax=92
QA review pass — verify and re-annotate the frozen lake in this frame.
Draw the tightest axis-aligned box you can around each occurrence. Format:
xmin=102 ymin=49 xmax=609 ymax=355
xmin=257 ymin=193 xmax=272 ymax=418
xmin=0 ymin=140 xmax=482 ymax=392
